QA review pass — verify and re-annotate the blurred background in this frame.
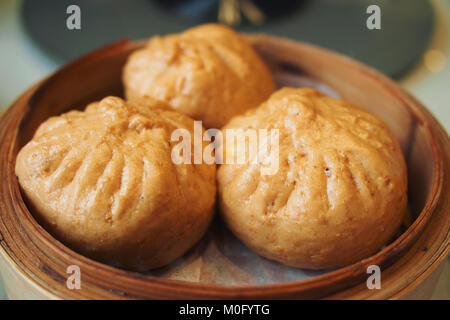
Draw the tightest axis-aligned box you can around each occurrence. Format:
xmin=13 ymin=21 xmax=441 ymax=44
xmin=0 ymin=0 xmax=449 ymax=131
xmin=0 ymin=0 xmax=448 ymax=299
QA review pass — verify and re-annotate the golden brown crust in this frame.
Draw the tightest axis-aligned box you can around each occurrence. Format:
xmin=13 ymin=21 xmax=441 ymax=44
xmin=15 ymin=96 xmax=216 ymax=271
xmin=217 ymin=88 xmax=408 ymax=269
xmin=123 ymin=23 xmax=276 ymax=128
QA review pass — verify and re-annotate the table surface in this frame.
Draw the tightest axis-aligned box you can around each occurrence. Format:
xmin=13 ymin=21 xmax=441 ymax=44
xmin=0 ymin=0 xmax=448 ymax=300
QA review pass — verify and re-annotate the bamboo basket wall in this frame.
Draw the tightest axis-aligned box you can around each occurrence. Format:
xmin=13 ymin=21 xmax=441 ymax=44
xmin=0 ymin=35 xmax=448 ymax=299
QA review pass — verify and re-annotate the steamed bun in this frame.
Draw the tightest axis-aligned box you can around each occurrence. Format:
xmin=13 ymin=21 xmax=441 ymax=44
xmin=217 ymin=88 xmax=407 ymax=269
xmin=15 ymin=97 xmax=216 ymax=271
xmin=123 ymin=23 xmax=276 ymax=128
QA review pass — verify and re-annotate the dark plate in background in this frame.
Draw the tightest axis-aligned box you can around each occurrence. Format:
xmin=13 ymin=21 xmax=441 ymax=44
xmin=22 ymin=0 xmax=434 ymax=78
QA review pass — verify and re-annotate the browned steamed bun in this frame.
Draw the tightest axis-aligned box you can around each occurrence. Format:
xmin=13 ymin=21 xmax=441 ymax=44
xmin=15 ymin=97 xmax=216 ymax=271
xmin=217 ymin=88 xmax=408 ymax=269
xmin=123 ymin=23 xmax=276 ymax=128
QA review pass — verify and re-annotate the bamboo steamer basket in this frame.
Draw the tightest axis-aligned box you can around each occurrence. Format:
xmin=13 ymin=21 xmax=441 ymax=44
xmin=0 ymin=35 xmax=448 ymax=299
